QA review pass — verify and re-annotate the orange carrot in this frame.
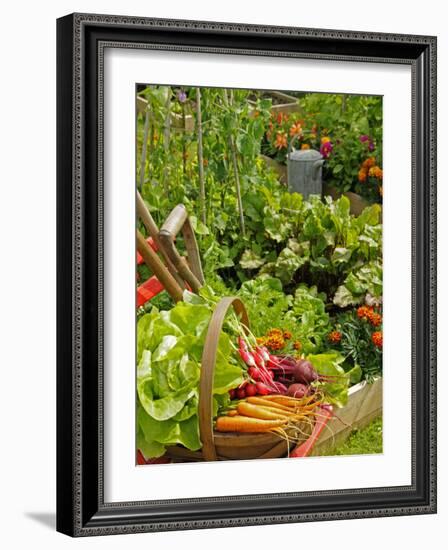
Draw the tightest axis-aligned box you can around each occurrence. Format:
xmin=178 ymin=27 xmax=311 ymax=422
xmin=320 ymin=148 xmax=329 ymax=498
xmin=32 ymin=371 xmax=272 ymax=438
xmin=237 ymin=402 xmax=288 ymax=421
xmin=215 ymin=415 xmax=287 ymax=433
xmin=227 ymin=410 xmax=238 ymax=417
xmin=261 ymin=395 xmax=315 ymax=408
xmin=246 ymin=396 xmax=295 ymax=413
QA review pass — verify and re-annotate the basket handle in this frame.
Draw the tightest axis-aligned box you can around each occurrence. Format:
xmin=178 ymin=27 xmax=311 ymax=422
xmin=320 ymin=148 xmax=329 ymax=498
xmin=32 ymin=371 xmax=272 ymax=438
xmin=199 ymin=297 xmax=250 ymax=461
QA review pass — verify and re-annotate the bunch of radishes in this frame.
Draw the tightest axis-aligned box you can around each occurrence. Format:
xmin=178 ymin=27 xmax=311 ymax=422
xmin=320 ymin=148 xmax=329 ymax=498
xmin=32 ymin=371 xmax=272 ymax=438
xmin=230 ymin=337 xmax=330 ymax=401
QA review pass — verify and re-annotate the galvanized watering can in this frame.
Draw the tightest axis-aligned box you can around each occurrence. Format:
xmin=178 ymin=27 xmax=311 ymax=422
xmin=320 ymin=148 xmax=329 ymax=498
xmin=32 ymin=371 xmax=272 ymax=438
xmin=287 ymin=135 xmax=325 ymax=199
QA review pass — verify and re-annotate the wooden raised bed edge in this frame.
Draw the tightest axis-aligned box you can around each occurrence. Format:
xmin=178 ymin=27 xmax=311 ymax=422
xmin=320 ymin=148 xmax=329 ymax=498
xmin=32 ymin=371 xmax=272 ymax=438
xmin=311 ymin=377 xmax=383 ymax=456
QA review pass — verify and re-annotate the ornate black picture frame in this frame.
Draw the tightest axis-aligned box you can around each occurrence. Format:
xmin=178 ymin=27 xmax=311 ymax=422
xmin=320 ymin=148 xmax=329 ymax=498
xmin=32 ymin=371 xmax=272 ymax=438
xmin=56 ymin=13 xmax=437 ymax=537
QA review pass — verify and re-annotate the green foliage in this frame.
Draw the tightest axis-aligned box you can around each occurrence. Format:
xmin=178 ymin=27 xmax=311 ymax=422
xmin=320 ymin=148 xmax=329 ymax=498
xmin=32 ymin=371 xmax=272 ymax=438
xmin=261 ymin=93 xmax=382 ymax=201
xmin=317 ymin=417 xmax=383 ymax=456
xmin=328 ymin=308 xmax=383 ymax=381
xmin=137 ymin=298 xmax=244 ymax=458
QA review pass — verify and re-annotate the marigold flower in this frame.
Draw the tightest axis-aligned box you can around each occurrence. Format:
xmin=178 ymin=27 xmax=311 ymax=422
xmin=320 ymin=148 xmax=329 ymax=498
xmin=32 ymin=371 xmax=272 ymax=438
xmin=289 ymin=122 xmax=303 ymax=137
xmin=301 ymin=143 xmax=311 ymax=150
xmin=274 ymin=132 xmax=288 ymax=149
xmin=357 ymin=306 xmax=372 ymax=320
xmin=358 ymin=168 xmax=367 ymax=183
xmin=293 ymin=340 xmax=302 ymax=351
xmin=369 ymin=166 xmax=383 ymax=180
xmin=369 ymin=312 xmax=382 ymax=327
xmin=256 ymin=337 xmax=266 ymax=346
xmin=372 ymin=331 xmax=383 ymax=348
xmin=321 ymin=136 xmax=331 ymax=144
xmin=283 ymin=330 xmax=292 ymax=340
xmin=362 ymin=157 xmax=376 ymax=170
xmin=267 ymin=328 xmax=283 ymax=338
xmin=328 ymin=330 xmax=342 ymax=344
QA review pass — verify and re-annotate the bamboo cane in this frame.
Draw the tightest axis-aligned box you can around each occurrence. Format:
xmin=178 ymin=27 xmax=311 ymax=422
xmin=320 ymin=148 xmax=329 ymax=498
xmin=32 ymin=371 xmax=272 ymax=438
xmin=136 ymin=191 xmax=185 ymax=289
xmin=136 ymin=230 xmax=183 ymax=303
xmin=138 ymin=107 xmax=150 ymax=190
xmin=222 ymin=90 xmax=246 ymax=237
xmin=196 ymin=87 xmax=207 ymax=225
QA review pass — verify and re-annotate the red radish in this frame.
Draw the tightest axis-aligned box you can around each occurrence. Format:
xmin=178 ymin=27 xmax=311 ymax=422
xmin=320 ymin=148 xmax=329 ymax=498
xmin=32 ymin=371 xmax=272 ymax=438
xmin=256 ymin=346 xmax=270 ymax=363
xmin=238 ymin=349 xmax=257 ymax=368
xmin=238 ymin=336 xmax=248 ymax=353
xmin=248 ymin=366 xmax=261 ymax=381
xmin=287 ymin=383 xmax=309 ymax=398
xmin=255 ymin=382 xmax=270 ymax=396
xmin=253 ymin=350 xmax=266 ymax=369
xmin=245 ymin=383 xmax=258 ymax=397
xmin=229 ymin=388 xmax=236 ymax=400
xmin=236 ymin=387 xmax=247 ymax=399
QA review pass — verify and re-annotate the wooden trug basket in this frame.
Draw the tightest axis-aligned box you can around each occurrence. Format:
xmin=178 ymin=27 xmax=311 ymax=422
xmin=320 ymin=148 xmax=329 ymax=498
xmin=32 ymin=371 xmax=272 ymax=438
xmin=166 ymin=296 xmax=313 ymax=462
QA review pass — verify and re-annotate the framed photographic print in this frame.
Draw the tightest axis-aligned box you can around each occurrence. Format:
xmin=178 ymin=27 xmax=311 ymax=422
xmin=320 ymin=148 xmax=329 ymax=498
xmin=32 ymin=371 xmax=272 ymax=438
xmin=56 ymin=13 xmax=437 ymax=536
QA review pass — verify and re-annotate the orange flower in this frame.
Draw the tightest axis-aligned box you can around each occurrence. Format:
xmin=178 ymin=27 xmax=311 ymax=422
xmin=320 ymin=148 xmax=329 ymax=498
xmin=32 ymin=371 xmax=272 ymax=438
xmin=369 ymin=312 xmax=382 ymax=327
xmin=321 ymin=136 xmax=331 ymax=144
xmin=274 ymin=132 xmax=288 ymax=149
xmin=203 ymin=158 xmax=209 ymax=167
xmin=293 ymin=340 xmax=302 ymax=351
xmin=283 ymin=330 xmax=292 ymax=340
xmin=328 ymin=330 xmax=342 ymax=344
xmin=369 ymin=166 xmax=383 ymax=180
xmin=264 ymin=328 xmax=285 ymax=351
xmin=256 ymin=337 xmax=266 ymax=346
xmin=372 ymin=331 xmax=383 ymax=348
xmin=358 ymin=168 xmax=367 ymax=183
xmin=289 ymin=122 xmax=303 ymax=137
xmin=357 ymin=306 xmax=372 ymax=320
xmin=362 ymin=157 xmax=376 ymax=170
xmin=276 ymin=113 xmax=289 ymax=124
xmin=301 ymin=143 xmax=310 ymax=150
xmin=253 ymin=110 xmax=260 ymax=118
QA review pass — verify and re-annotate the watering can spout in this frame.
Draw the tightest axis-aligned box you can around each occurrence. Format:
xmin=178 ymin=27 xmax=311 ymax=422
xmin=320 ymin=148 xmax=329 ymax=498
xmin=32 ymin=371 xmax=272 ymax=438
xmin=313 ymin=159 xmax=325 ymax=179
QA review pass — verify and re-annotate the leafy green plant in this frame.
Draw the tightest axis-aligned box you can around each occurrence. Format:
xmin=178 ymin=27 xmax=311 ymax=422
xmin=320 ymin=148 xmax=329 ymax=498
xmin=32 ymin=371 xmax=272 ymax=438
xmin=137 ymin=295 xmax=245 ymax=459
xmin=327 ymin=307 xmax=383 ymax=382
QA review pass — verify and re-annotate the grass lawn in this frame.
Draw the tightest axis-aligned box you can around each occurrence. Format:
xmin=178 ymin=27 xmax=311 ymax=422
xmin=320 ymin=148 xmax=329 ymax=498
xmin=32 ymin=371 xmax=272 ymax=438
xmin=319 ymin=417 xmax=383 ymax=456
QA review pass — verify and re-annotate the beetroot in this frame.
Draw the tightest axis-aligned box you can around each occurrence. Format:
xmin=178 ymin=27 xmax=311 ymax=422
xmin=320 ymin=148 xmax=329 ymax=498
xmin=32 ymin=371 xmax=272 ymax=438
xmin=293 ymin=359 xmax=318 ymax=384
xmin=236 ymin=388 xmax=246 ymax=399
xmin=287 ymin=383 xmax=309 ymax=398
xmin=229 ymin=388 xmax=236 ymax=400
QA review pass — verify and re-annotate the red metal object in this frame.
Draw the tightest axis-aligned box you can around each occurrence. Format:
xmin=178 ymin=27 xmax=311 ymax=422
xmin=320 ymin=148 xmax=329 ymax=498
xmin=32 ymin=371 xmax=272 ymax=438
xmin=137 ymin=276 xmax=165 ymax=307
xmin=137 ymin=236 xmax=158 ymax=265
xmin=137 ymin=450 xmax=171 ymax=465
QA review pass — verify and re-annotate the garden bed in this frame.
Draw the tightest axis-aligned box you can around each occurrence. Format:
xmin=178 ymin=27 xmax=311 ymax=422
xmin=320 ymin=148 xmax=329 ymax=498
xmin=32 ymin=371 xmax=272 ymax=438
xmin=311 ymin=377 xmax=382 ymax=456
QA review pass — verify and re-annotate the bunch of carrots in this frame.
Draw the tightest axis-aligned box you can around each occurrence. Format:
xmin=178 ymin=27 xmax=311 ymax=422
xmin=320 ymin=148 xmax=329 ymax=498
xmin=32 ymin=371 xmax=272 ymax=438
xmin=215 ymin=394 xmax=326 ymax=438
